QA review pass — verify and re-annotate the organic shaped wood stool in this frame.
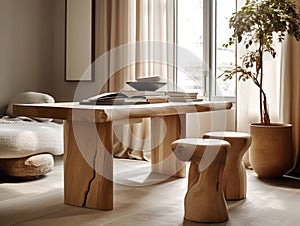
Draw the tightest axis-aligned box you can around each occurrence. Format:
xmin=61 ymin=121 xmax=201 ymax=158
xmin=171 ymin=138 xmax=230 ymax=223
xmin=203 ymin=132 xmax=252 ymax=200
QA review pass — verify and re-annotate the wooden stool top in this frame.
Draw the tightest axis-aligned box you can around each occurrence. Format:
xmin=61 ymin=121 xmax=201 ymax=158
xmin=171 ymin=138 xmax=230 ymax=149
xmin=171 ymin=138 xmax=230 ymax=171
xmin=204 ymin=131 xmax=251 ymax=140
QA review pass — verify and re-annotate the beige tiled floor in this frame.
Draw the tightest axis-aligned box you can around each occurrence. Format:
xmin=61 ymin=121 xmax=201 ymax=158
xmin=1 ymin=156 xmax=300 ymax=226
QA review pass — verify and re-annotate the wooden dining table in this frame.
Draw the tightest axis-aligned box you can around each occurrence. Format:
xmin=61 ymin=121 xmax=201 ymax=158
xmin=13 ymin=101 xmax=232 ymax=210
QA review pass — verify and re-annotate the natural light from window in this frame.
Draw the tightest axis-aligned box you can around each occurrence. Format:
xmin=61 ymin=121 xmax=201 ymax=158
xmin=215 ymin=0 xmax=236 ymax=97
xmin=177 ymin=0 xmax=205 ymax=96
xmin=177 ymin=0 xmax=236 ymax=99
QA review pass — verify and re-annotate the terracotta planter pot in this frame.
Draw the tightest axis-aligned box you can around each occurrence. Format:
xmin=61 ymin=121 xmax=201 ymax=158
xmin=249 ymin=123 xmax=293 ymax=179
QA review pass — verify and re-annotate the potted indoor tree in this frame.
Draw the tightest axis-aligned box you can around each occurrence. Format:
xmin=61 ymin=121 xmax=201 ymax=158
xmin=221 ymin=0 xmax=300 ymax=178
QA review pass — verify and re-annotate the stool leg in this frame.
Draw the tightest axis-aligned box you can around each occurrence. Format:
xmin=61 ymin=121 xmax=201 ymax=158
xmin=223 ymin=139 xmax=249 ymax=200
xmin=184 ymin=149 xmax=228 ymax=223
xmin=223 ymin=158 xmax=246 ymax=200
xmin=187 ymin=162 xmax=199 ymax=189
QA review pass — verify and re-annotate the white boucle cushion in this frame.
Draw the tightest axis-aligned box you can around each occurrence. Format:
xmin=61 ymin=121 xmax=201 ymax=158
xmin=7 ymin=91 xmax=55 ymax=121
xmin=0 ymin=121 xmax=63 ymax=158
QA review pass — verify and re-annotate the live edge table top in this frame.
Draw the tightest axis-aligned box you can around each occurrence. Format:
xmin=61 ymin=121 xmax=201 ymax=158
xmin=13 ymin=101 xmax=232 ymax=122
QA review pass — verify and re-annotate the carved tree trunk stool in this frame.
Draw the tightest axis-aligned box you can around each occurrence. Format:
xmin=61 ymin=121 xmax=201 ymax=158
xmin=203 ymin=132 xmax=252 ymax=200
xmin=171 ymin=138 xmax=230 ymax=223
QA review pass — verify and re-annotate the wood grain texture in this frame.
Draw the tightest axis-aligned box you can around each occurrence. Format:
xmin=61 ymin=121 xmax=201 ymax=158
xmin=13 ymin=101 xmax=232 ymax=123
xmin=12 ymin=101 xmax=232 ymax=211
xmin=151 ymin=115 xmax=186 ymax=178
xmin=171 ymin=139 xmax=230 ymax=223
xmin=64 ymin=120 xmax=113 ymax=210
xmin=185 ymin=148 xmax=228 ymax=223
xmin=86 ymin=122 xmax=113 ymax=210
xmin=203 ymin=132 xmax=252 ymax=200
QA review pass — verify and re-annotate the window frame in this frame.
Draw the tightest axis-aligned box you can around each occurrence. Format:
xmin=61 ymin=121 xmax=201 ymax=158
xmin=175 ymin=0 xmax=237 ymax=102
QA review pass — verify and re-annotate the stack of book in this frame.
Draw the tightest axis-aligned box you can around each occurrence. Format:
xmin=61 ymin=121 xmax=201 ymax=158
xmin=122 ymin=90 xmax=168 ymax=104
xmin=167 ymin=91 xmax=200 ymax=102
xmin=80 ymin=90 xmax=202 ymax=105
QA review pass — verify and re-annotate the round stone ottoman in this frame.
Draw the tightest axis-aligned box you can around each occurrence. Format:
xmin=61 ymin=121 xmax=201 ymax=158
xmin=0 ymin=154 xmax=54 ymax=178
xmin=0 ymin=120 xmax=63 ymax=178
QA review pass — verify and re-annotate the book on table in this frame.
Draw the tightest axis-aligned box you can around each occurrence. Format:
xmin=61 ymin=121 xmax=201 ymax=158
xmin=166 ymin=91 xmax=201 ymax=102
xmin=80 ymin=92 xmax=149 ymax=105
xmin=166 ymin=91 xmax=198 ymax=98
xmin=121 ymin=90 xmax=169 ymax=103
xmin=80 ymin=90 xmax=202 ymax=105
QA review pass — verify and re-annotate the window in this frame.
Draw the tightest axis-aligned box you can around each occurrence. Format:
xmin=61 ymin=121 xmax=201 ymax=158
xmin=176 ymin=0 xmax=236 ymax=100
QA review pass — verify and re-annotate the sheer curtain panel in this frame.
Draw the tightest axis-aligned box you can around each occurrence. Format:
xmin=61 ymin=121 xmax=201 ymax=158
xmin=95 ymin=0 xmax=175 ymax=160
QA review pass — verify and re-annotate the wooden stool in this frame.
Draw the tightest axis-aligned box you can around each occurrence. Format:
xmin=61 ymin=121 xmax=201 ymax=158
xmin=203 ymin=131 xmax=252 ymax=200
xmin=171 ymin=138 xmax=230 ymax=223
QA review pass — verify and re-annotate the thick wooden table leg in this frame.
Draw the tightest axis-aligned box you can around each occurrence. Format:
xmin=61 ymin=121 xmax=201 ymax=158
xmin=151 ymin=115 xmax=186 ymax=178
xmin=64 ymin=120 xmax=113 ymax=210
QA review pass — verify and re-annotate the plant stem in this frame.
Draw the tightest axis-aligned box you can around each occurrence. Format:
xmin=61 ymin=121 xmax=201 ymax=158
xmin=262 ymin=91 xmax=271 ymax=125
xmin=259 ymin=48 xmax=271 ymax=125
xmin=259 ymin=42 xmax=263 ymax=124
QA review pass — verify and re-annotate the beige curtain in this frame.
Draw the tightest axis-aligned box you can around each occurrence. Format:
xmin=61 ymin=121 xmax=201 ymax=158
xmin=280 ymin=0 xmax=300 ymax=173
xmin=95 ymin=0 xmax=175 ymax=160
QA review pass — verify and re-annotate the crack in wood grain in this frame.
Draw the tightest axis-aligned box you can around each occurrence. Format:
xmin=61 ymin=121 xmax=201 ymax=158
xmin=82 ymin=147 xmax=97 ymax=207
